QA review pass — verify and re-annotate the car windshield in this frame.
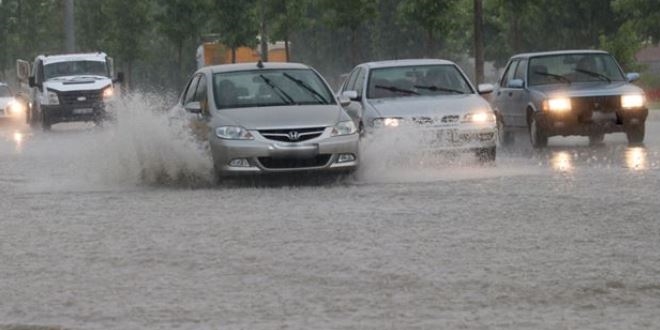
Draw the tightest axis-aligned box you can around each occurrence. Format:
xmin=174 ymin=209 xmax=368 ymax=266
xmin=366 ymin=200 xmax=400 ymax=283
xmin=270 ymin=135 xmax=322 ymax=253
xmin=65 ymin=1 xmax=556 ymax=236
xmin=212 ymin=68 xmax=336 ymax=109
xmin=44 ymin=60 xmax=109 ymax=79
xmin=0 ymin=86 xmax=11 ymax=97
xmin=367 ymin=64 xmax=474 ymax=99
xmin=528 ymin=53 xmax=625 ymax=86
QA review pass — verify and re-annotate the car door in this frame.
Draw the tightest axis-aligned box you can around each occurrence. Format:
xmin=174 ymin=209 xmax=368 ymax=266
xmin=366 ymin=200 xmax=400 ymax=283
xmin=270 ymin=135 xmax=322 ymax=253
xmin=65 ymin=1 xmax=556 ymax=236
xmin=493 ymin=59 xmax=527 ymax=128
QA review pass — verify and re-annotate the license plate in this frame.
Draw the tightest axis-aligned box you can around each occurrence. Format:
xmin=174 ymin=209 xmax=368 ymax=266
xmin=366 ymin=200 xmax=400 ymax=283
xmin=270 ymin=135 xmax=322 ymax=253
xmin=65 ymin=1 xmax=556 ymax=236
xmin=423 ymin=129 xmax=456 ymax=144
xmin=73 ymin=108 xmax=94 ymax=115
xmin=591 ymin=111 xmax=616 ymax=121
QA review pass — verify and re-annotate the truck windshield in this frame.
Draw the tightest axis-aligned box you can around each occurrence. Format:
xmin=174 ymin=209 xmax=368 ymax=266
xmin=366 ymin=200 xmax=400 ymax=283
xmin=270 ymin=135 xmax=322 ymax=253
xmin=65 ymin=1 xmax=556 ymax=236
xmin=44 ymin=60 xmax=109 ymax=79
xmin=367 ymin=64 xmax=474 ymax=99
xmin=213 ymin=69 xmax=336 ymax=109
xmin=528 ymin=53 xmax=625 ymax=86
xmin=0 ymin=86 xmax=11 ymax=97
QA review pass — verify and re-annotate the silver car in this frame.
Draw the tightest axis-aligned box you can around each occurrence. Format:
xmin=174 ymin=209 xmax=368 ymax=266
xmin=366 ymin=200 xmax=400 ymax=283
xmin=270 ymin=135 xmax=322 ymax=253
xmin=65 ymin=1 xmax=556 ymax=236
xmin=0 ymin=83 xmax=25 ymax=121
xmin=175 ymin=62 xmax=359 ymax=177
xmin=338 ymin=59 xmax=497 ymax=161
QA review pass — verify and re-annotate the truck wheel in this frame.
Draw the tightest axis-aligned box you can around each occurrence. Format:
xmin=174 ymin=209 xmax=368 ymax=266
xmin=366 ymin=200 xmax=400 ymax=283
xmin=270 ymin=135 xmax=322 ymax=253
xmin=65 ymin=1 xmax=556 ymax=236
xmin=529 ymin=114 xmax=548 ymax=148
xmin=476 ymin=147 xmax=496 ymax=163
xmin=589 ymin=134 xmax=604 ymax=146
xmin=626 ymin=125 xmax=645 ymax=145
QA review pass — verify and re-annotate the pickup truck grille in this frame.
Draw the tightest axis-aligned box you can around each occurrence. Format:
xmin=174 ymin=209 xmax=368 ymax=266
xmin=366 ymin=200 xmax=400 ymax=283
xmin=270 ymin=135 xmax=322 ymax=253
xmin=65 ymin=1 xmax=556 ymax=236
xmin=259 ymin=127 xmax=325 ymax=142
xmin=572 ymin=95 xmax=621 ymax=112
xmin=58 ymin=90 xmax=103 ymax=107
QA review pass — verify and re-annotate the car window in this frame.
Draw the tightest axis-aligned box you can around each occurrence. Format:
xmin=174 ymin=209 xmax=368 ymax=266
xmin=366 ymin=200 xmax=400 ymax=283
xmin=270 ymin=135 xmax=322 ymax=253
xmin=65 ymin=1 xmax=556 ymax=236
xmin=183 ymin=75 xmax=200 ymax=105
xmin=354 ymin=68 xmax=366 ymax=97
xmin=344 ymin=68 xmax=360 ymax=91
xmin=213 ymin=68 xmax=336 ymax=109
xmin=514 ymin=59 xmax=527 ymax=81
xmin=528 ymin=53 xmax=625 ymax=86
xmin=366 ymin=64 xmax=474 ymax=99
xmin=194 ymin=75 xmax=209 ymax=115
xmin=500 ymin=60 xmax=519 ymax=87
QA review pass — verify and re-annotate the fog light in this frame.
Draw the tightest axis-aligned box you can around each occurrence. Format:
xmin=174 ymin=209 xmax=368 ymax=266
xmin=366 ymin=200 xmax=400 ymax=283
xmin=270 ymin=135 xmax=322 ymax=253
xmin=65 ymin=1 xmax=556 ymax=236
xmin=337 ymin=154 xmax=356 ymax=163
xmin=228 ymin=158 xmax=250 ymax=167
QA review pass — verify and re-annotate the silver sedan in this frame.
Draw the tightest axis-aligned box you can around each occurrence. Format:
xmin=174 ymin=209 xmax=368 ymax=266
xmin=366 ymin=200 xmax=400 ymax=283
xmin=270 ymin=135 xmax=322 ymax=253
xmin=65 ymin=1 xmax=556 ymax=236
xmin=174 ymin=62 xmax=359 ymax=177
xmin=338 ymin=59 xmax=498 ymax=161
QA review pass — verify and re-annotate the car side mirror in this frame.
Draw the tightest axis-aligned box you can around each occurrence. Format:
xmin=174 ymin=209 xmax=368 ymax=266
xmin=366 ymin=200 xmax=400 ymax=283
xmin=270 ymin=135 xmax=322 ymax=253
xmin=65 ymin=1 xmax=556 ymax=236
xmin=507 ymin=79 xmax=524 ymax=89
xmin=114 ymin=72 xmax=125 ymax=84
xmin=338 ymin=96 xmax=352 ymax=107
xmin=184 ymin=101 xmax=202 ymax=114
xmin=477 ymin=83 xmax=494 ymax=94
xmin=626 ymin=72 xmax=640 ymax=83
xmin=342 ymin=90 xmax=360 ymax=101
xmin=28 ymin=76 xmax=41 ymax=88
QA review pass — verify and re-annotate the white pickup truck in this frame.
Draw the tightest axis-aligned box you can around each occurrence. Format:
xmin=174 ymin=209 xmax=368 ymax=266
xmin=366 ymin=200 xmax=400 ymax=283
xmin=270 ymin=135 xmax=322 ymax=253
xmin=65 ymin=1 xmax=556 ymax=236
xmin=17 ymin=52 xmax=123 ymax=130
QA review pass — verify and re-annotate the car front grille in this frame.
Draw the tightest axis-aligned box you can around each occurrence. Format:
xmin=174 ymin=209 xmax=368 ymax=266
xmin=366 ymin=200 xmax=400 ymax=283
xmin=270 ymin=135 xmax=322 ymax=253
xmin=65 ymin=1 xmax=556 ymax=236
xmin=572 ymin=95 xmax=621 ymax=112
xmin=258 ymin=154 xmax=332 ymax=169
xmin=58 ymin=90 xmax=103 ymax=107
xmin=412 ymin=115 xmax=460 ymax=126
xmin=259 ymin=127 xmax=325 ymax=142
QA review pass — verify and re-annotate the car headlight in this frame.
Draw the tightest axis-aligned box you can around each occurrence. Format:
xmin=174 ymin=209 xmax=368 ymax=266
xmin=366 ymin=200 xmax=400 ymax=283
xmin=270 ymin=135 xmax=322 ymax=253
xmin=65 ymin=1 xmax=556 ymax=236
xmin=215 ymin=126 xmax=254 ymax=140
xmin=103 ymin=86 xmax=114 ymax=100
xmin=372 ymin=117 xmax=402 ymax=128
xmin=47 ymin=90 xmax=59 ymax=105
xmin=621 ymin=94 xmax=645 ymax=109
xmin=542 ymin=97 xmax=571 ymax=112
xmin=463 ymin=111 xmax=496 ymax=123
xmin=8 ymin=99 xmax=25 ymax=115
xmin=331 ymin=120 xmax=357 ymax=136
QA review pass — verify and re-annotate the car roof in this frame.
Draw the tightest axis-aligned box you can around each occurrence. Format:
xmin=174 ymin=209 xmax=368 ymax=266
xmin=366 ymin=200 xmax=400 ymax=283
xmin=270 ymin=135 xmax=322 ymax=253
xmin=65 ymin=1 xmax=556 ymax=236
xmin=511 ymin=49 xmax=610 ymax=59
xmin=204 ymin=62 xmax=311 ymax=74
xmin=38 ymin=52 xmax=108 ymax=64
xmin=361 ymin=59 xmax=456 ymax=69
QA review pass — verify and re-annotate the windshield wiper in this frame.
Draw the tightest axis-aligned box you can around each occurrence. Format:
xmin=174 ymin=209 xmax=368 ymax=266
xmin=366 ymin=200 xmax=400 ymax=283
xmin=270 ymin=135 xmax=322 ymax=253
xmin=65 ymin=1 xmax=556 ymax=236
xmin=575 ymin=69 xmax=612 ymax=83
xmin=375 ymin=85 xmax=420 ymax=95
xmin=414 ymin=84 xmax=465 ymax=94
xmin=281 ymin=72 xmax=329 ymax=104
xmin=258 ymin=74 xmax=295 ymax=105
xmin=534 ymin=71 xmax=572 ymax=85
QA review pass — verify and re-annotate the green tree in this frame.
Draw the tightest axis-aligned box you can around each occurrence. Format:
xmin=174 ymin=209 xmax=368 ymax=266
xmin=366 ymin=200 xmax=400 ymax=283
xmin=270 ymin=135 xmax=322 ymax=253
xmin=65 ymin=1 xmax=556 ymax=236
xmin=320 ymin=0 xmax=377 ymax=66
xmin=212 ymin=0 xmax=258 ymax=63
xmin=267 ymin=0 xmax=309 ymax=61
xmin=397 ymin=0 xmax=458 ymax=57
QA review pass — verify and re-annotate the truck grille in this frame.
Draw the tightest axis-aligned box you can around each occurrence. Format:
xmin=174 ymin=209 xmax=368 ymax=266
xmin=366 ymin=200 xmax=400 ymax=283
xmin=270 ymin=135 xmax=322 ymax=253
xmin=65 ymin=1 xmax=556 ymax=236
xmin=572 ymin=95 xmax=621 ymax=112
xmin=257 ymin=154 xmax=331 ymax=169
xmin=259 ymin=127 xmax=325 ymax=142
xmin=58 ymin=90 xmax=103 ymax=107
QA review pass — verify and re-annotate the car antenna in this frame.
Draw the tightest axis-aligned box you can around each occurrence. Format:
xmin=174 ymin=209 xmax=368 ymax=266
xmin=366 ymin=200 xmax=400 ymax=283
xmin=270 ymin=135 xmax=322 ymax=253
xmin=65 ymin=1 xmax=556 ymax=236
xmin=257 ymin=60 xmax=264 ymax=69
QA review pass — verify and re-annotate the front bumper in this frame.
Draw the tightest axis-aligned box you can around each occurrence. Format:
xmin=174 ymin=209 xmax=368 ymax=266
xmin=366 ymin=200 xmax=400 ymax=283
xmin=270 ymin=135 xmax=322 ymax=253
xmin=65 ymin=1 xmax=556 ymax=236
xmin=369 ymin=123 xmax=497 ymax=152
xmin=210 ymin=132 xmax=360 ymax=176
xmin=42 ymin=103 xmax=109 ymax=124
xmin=538 ymin=107 xmax=648 ymax=136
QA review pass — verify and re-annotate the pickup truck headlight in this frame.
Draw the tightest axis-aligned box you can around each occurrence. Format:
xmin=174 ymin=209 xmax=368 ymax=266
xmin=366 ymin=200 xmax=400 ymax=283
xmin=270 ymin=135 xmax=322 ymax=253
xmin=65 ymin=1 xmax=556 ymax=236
xmin=463 ymin=111 xmax=496 ymax=123
xmin=103 ymin=86 xmax=114 ymax=100
xmin=46 ymin=90 xmax=60 ymax=105
xmin=372 ymin=117 xmax=402 ymax=128
xmin=621 ymin=94 xmax=645 ymax=109
xmin=215 ymin=126 xmax=254 ymax=140
xmin=331 ymin=120 xmax=357 ymax=136
xmin=543 ymin=97 xmax=572 ymax=112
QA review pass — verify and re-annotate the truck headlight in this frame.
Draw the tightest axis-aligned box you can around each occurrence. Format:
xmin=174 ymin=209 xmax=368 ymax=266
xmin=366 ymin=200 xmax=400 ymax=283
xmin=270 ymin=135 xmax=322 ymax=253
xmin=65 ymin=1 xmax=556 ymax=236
xmin=103 ymin=86 xmax=114 ymax=100
xmin=47 ymin=90 xmax=59 ymax=105
xmin=331 ymin=120 xmax=357 ymax=136
xmin=621 ymin=94 xmax=645 ymax=109
xmin=372 ymin=117 xmax=402 ymax=128
xmin=215 ymin=126 xmax=254 ymax=140
xmin=463 ymin=111 xmax=496 ymax=123
xmin=542 ymin=97 xmax=572 ymax=112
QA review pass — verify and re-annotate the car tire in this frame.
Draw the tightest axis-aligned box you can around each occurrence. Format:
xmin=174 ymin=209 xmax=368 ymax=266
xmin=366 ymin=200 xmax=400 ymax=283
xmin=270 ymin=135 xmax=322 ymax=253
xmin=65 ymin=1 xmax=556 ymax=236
xmin=589 ymin=134 xmax=604 ymax=146
xmin=497 ymin=117 xmax=514 ymax=146
xmin=626 ymin=125 xmax=645 ymax=145
xmin=476 ymin=147 xmax=496 ymax=163
xmin=529 ymin=114 xmax=548 ymax=148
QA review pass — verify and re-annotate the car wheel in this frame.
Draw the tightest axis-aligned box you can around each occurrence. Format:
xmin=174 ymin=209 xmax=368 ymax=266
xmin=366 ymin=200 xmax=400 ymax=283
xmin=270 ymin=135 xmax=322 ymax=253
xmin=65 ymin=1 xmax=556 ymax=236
xmin=497 ymin=117 xmax=514 ymax=146
xmin=529 ymin=114 xmax=548 ymax=148
xmin=476 ymin=147 xmax=496 ymax=163
xmin=626 ymin=125 xmax=645 ymax=145
xmin=588 ymin=134 xmax=604 ymax=146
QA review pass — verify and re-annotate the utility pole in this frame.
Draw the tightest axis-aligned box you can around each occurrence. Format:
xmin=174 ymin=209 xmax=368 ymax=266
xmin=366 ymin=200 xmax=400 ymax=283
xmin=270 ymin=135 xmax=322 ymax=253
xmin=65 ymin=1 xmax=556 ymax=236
xmin=474 ymin=0 xmax=484 ymax=84
xmin=64 ymin=0 xmax=76 ymax=53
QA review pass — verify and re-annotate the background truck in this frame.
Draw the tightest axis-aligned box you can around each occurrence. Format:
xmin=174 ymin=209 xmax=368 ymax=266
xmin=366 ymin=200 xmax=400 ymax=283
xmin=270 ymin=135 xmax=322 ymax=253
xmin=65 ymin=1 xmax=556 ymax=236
xmin=196 ymin=41 xmax=288 ymax=69
xmin=16 ymin=52 xmax=123 ymax=130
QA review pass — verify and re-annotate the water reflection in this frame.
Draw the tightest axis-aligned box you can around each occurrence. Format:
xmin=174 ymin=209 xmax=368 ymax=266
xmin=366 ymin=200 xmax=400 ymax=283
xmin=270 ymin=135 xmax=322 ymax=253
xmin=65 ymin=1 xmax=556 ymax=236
xmin=625 ymin=147 xmax=647 ymax=171
xmin=13 ymin=131 xmax=24 ymax=151
xmin=551 ymin=151 xmax=574 ymax=173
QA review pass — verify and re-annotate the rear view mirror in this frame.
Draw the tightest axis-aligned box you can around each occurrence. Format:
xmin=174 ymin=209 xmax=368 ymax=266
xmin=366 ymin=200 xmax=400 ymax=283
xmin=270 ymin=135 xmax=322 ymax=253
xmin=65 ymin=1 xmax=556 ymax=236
xmin=477 ymin=83 xmax=494 ymax=94
xmin=184 ymin=101 xmax=202 ymax=114
xmin=626 ymin=72 xmax=640 ymax=83
xmin=507 ymin=79 xmax=524 ymax=89
xmin=342 ymin=90 xmax=359 ymax=101
xmin=16 ymin=60 xmax=31 ymax=82
xmin=28 ymin=76 xmax=40 ymax=88
xmin=338 ymin=96 xmax=352 ymax=107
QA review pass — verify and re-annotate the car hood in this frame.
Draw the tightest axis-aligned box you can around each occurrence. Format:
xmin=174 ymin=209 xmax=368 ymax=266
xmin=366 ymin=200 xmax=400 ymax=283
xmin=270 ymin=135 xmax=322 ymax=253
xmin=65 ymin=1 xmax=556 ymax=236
xmin=211 ymin=104 xmax=343 ymax=130
xmin=0 ymin=97 xmax=13 ymax=108
xmin=530 ymin=81 xmax=644 ymax=98
xmin=44 ymin=75 xmax=112 ymax=92
xmin=367 ymin=94 xmax=491 ymax=118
